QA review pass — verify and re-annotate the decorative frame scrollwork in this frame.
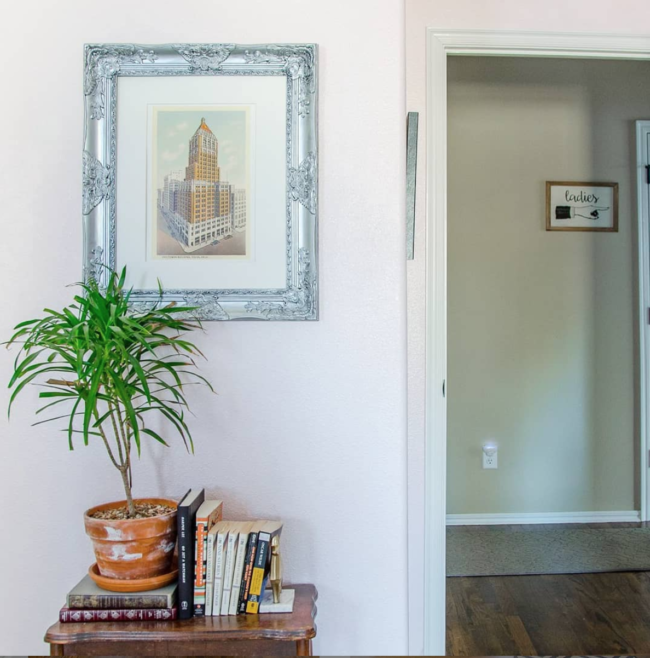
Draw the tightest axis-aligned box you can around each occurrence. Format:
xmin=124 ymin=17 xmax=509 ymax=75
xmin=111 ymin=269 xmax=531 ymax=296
xmin=82 ymin=43 xmax=318 ymax=320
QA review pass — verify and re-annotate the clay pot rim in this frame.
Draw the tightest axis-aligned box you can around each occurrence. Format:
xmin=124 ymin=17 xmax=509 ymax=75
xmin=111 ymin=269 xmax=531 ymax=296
xmin=84 ymin=497 xmax=178 ymax=526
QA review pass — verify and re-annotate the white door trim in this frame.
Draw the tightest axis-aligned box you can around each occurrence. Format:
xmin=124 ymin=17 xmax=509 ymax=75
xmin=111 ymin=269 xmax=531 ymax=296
xmin=637 ymin=120 xmax=650 ymax=523
xmin=447 ymin=510 xmax=641 ymax=526
xmin=423 ymin=30 xmax=650 ymax=656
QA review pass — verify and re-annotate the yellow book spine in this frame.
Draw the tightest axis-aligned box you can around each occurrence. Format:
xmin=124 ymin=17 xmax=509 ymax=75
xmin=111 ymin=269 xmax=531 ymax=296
xmin=245 ymin=568 xmax=265 ymax=613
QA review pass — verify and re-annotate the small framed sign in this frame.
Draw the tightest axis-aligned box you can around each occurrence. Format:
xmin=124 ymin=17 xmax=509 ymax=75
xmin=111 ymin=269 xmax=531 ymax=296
xmin=546 ymin=181 xmax=618 ymax=233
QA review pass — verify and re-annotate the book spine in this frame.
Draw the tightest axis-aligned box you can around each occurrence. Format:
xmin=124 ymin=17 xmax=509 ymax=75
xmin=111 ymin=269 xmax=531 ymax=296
xmin=229 ymin=533 xmax=249 ymax=615
xmin=204 ymin=532 xmax=216 ymax=616
xmin=212 ymin=533 xmax=226 ymax=615
xmin=60 ymin=607 xmax=177 ymax=622
xmin=177 ymin=503 xmax=194 ymax=620
xmin=238 ymin=532 xmax=259 ymax=614
xmin=220 ymin=533 xmax=238 ymax=615
xmin=246 ymin=532 xmax=271 ymax=614
xmin=193 ymin=517 xmax=208 ymax=616
xmin=66 ymin=594 xmax=172 ymax=610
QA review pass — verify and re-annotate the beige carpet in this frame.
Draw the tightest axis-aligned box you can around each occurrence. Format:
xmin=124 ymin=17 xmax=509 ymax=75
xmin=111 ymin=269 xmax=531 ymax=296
xmin=447 ymin=526 xmax=650 ymax=577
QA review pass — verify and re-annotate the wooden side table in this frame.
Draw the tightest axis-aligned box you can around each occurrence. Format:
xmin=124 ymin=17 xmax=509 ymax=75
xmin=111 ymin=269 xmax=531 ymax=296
xmin=45 ymin=583 xmax=317 ymax=656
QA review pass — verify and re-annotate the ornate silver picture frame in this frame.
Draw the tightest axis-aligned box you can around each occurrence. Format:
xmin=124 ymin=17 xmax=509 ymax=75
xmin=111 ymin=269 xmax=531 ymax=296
xmin=83 ymin=43 xmax=318 ymax=320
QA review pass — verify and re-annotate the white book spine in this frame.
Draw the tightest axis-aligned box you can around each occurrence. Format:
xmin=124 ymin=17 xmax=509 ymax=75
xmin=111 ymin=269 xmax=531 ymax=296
xmin=220 ymin=532 xmax=239 ymax=615
xmin=229 ymin=532 xmax=249 ymax=615
xmin=204 ymin=532 xmax=217 ymax=616
xmin=211 ymin=532 xmax=227 ymax=616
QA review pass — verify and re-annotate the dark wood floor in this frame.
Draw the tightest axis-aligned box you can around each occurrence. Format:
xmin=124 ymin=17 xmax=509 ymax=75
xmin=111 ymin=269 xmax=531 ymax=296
xmin=447 ymin=522 xmax=650 ymax=656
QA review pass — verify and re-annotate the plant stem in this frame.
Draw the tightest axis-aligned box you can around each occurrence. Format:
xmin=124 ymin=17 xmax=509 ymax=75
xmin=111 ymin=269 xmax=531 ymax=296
xmin=100 ymin=399 xmax=135 ymax=518
xmin=94 ymin=415 xmax=120 ymax=470
xmin=107 ymin=401 xmax=126 ymax=466
xmin=113 ymin=402 xmax=134 ymax=494
xmin=119 ymin=466 xmax=137 ymax=517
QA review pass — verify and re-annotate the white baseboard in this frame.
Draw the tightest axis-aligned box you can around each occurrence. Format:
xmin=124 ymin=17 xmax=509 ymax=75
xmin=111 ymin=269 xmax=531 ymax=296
xmin=446 ymin=510 xmax=641 ymax=526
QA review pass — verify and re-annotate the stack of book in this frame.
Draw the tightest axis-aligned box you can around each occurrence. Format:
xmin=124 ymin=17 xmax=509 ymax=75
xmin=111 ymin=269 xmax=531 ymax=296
xmin=58 ymin=488 xmax=285 ymax=624
xmin=59 ymin=575 xmax=177 ymax=623
xmin=178 ymin=489 xmax=283 ymax=619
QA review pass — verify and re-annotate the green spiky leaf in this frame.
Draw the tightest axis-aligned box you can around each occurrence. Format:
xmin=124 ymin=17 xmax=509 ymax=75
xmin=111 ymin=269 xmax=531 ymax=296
xmin=4 ymin=266 xmax=213 ymax=495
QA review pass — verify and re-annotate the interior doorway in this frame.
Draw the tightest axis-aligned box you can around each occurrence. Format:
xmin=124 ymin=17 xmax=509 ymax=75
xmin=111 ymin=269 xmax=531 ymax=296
xmin=444 ymin=56 xmax=650 ymax=653
xmin=421 ymin=31 xmax=650 ymax=656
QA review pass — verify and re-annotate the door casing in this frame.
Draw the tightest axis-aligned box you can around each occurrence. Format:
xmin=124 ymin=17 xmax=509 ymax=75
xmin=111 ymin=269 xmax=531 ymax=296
xmin=420 ymin=30 xmax=650 ymax=656
xmin=636 ymin=120 xmax=650 ymax=521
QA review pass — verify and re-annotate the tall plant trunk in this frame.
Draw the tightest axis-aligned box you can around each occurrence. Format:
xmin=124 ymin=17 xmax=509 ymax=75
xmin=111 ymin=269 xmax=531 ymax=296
xmin=120 ymin=468 xmax=137 ymax=517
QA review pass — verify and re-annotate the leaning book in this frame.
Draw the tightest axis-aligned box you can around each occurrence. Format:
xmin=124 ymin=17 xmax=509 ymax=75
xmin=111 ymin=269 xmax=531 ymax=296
xmin=66 ymin=575 xmax=177 ymax=610
xmin=246 ymin=521 xmax=283 ymax=614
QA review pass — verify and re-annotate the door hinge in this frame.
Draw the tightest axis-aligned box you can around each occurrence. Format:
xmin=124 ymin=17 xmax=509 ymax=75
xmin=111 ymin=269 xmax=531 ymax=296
xmin=442 ymin=379 xmax=446 ymax=397
xmin=646 ymin=165 xmax=650 ymax=184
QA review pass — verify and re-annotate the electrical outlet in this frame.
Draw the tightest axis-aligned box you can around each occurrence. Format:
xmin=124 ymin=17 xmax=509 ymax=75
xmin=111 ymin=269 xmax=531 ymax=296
xmin=482 ymin=445 xmax=498 ymax=469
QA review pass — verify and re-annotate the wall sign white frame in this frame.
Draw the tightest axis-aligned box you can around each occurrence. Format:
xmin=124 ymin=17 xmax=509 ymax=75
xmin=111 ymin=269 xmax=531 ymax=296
xmin=421 ymin=30 xmax=650 ymax=656
xmin=546 ymin=181 xmax=619 ymax=232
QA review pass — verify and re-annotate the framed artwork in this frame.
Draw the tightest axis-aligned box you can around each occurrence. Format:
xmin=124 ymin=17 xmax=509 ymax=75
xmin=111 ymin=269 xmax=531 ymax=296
xmin=546 ymin=181 xmax=618 ymax=233
xmin=82 ymin=43 xmax=318 ymax=320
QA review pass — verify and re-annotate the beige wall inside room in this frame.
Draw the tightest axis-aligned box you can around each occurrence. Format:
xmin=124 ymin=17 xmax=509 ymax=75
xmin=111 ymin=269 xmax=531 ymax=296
xmin=0 ymin=0 xmax=407 ymax=654
xmin=446 ymin=56 xmax=647 ymax=514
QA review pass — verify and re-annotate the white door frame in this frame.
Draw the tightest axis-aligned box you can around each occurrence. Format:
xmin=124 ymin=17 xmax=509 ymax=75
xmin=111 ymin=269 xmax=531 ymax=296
xmin=423 ymin=30 xmax=650 ymax=656
xmin=637 ymin=120 xmax=650 ymax=523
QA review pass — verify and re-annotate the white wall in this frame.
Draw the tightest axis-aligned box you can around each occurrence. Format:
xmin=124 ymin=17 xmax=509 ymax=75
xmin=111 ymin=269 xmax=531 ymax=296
xmin=0 ymin=1 xmax=407 ymax=654
xmin=406 ymin=0 xmax=650 ymax=652
xmin=447 ymin=56 xmax=648 ymax=515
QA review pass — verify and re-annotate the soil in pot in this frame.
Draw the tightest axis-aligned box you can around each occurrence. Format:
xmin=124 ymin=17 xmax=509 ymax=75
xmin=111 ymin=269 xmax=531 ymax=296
xmin=84 ymin=497 xmax=178 ymax=581
xmin=90 ymin=502 xmax=175 ymax=521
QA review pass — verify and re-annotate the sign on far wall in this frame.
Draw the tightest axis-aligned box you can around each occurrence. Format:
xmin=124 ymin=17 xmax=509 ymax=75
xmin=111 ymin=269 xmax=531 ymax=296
xmin=546 ymin=181 xmax=618 ymax=233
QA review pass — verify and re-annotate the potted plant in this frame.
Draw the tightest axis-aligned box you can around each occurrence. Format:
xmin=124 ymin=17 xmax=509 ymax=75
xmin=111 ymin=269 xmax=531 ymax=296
xmin=6 ymin=268 xmax=212 ymax=581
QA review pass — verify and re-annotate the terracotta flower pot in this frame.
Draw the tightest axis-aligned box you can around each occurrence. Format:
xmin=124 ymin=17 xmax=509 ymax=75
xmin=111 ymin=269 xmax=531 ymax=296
xmin=84 ymin=498 xmax=178 ymax=581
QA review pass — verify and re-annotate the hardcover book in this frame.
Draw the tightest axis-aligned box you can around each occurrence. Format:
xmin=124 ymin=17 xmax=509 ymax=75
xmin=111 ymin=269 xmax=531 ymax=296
xmin=177 ymin=489 xmax=205 ymax=619
xmin=238 ymin=526 xmax=260 ymax=614
xmin=229 ymin=521 xmax=254 ymax=615
xmin=60 ymin=606 xmax=177 ymax=622
xmin=246 ymin=521 xmax=283 ymax=614
xmin=204 ymin=523 xmax=219 ymax=616
xmin=211 ymin=521 xmax=231 ymax=616
xmin=66 ymin=575 xmax=177 ymax=610
xmin=193 ymin=499 xmax=224 ymax=616
xmin=220 ymin=524 xmax=240 ymax=615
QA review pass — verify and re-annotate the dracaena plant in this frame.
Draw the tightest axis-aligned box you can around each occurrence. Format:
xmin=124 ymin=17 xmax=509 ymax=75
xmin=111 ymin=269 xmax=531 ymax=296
xmin=6 ymin=267 xmax=213 ymax=518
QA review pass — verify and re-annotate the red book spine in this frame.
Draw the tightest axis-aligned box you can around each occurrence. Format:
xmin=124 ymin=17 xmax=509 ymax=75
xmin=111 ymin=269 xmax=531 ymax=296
xmin=59 ymin=607 xmax=177 ymax=623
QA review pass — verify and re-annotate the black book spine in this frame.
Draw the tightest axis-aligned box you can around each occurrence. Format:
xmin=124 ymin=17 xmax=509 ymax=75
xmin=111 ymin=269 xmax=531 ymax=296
xmin=177 ymin=490 xmax=205 ymax=620
xmin=237 ymin=532 xmax=259 ymax=614
xmin=177 ymin=504 xmax=193 ymax=620
xmin=245 ymin=534 xmax=270 ymax=613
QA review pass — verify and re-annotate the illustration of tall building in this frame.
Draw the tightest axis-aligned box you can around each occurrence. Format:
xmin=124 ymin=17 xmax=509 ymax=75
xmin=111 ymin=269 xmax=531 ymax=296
xmin=158 ymin=118 xmax=247 ymax=251
xmin=163 ymin=170 xmax=183 ymax=212
xmin=234 ymin=188 xmax=247 ymax=232
xmin=186 ymin=119 xmax=220 ymax=183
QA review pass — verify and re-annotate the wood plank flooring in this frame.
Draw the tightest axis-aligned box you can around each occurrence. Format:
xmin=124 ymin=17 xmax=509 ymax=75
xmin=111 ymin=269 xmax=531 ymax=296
xmin=447 ymin=571 xmax=650 ymax=655
xmin=447 ymin=522 xmax=650 ymax=655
